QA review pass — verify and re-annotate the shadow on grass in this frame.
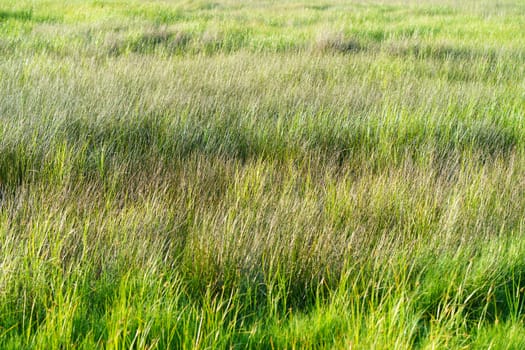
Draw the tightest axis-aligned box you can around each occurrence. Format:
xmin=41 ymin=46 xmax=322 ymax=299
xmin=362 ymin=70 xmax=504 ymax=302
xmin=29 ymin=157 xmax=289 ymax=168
xmin=0 ymin=9 xmax=33 ymax=22
xmin=0 ymin=115 xmax=519 ymax=195
xmin=0 ymin=9 xmax=61 ymax=23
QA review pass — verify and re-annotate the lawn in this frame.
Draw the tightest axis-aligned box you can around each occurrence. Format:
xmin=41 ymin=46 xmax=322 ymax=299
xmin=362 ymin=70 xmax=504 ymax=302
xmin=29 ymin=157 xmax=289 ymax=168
xmin=0 ymin=0 xmax=525 ymax=348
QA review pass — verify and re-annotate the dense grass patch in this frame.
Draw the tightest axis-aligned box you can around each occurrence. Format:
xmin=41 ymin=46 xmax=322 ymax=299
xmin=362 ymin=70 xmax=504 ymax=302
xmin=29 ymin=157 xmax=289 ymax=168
xmin=0 ymin=0 xmax=524 ymax=348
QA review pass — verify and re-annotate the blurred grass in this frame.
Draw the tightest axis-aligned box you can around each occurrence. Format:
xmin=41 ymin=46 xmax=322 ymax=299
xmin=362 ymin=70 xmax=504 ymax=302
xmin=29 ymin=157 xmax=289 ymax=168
xmin=0 ymin=0 xmax=525 ymax=348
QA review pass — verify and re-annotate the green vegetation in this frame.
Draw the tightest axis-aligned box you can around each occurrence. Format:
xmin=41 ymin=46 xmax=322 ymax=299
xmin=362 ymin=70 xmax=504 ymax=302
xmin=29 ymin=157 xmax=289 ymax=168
xmin=0 ymin=0 xmax=525 ymax=348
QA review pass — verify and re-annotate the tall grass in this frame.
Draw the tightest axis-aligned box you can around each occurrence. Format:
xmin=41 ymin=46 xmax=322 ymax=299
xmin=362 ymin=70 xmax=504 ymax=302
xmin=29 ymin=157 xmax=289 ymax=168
xmin=0 ymin=0 xmax=524 ymax=348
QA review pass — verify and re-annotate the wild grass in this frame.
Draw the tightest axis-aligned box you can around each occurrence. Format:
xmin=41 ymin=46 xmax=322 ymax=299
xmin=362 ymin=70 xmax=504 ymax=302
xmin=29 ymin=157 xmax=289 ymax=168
xmin=0 ymin=0 xmax=524 ymax=348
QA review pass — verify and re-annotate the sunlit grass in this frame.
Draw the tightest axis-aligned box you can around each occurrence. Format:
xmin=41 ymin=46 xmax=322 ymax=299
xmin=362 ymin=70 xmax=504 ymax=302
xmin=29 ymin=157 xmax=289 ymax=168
xmin=0 ymin=0 xmax=524 ymax=348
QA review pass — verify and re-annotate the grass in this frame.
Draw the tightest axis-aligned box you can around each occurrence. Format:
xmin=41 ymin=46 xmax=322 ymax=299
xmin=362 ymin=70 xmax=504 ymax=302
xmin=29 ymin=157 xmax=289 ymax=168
xmin=0 ymin=0 xmax=525 ymax=348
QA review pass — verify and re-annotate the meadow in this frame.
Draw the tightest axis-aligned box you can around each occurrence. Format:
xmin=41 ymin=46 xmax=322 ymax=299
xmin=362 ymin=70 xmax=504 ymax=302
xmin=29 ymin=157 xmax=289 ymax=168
xmin=0 ymin=0 xmax=525 ymax=348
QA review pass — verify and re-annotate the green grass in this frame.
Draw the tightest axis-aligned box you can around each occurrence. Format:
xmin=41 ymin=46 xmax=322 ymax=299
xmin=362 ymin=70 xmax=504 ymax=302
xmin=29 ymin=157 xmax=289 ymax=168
xmin=0 ymin=0 xmax=525 ymax=348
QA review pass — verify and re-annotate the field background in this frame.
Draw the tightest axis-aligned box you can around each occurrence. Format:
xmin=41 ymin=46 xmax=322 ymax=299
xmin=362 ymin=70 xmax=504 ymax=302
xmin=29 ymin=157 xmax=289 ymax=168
xmin=0 ymin=0 xmax=525 ymax=348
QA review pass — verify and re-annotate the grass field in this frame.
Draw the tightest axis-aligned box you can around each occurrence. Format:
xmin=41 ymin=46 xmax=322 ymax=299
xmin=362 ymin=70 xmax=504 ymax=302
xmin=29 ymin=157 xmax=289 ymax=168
xmin=0 ymin=0 xmax=525 ymax=348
